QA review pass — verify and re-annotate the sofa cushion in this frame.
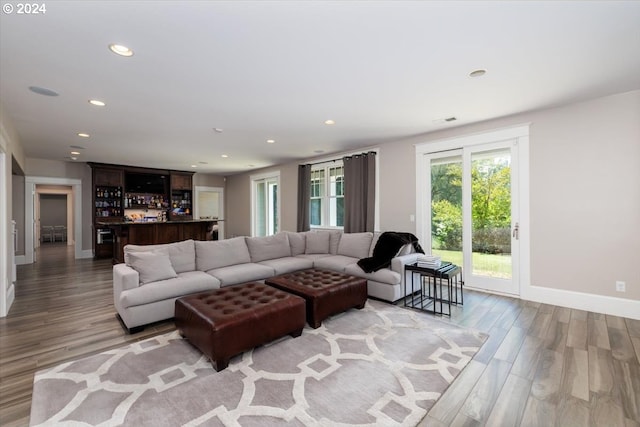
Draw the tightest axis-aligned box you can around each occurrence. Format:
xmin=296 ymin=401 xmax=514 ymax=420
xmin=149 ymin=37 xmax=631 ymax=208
xmin=279 ymin=231 xmax=306 ymax=256
xmin=328 ymin=230 xmax=342 ymax=254
xmin=205 ymin=263 xmax=275 ymax=287
xmin=258 ymin=257 xmax=314 ymax=275
xmin=369 ymin=232 xmax=381 ymax=257
xmin=124 ymin=239 xmax=196 ymax=273
xmin=127 ymin=252 xmax=178 ymax=285
xmin=344 ymin=263 xmax=401 ymax=285
xmin=314 ymin=255 xmax=358 ymax=272
xmin=338 ymin=232 xmax=373 ymax=259
xmin=195 ymin=237 xmax=251 ymax=271
xmin=119 ymin=271 xmax=220 ymax=308
xmin=305 ymin=232 xmax=330 ymax=254
xmin=246 ymin=233 xmax=291 ymax=262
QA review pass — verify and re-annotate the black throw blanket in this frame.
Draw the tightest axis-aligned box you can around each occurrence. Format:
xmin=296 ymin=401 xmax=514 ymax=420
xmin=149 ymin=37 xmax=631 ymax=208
xmin=357 ymin=232 xmax=424 ymax=273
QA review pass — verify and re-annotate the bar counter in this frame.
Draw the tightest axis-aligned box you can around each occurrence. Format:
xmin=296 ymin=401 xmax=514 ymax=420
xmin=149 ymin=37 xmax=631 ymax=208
xmin=98 ymin=219 xmax=217 ymax=264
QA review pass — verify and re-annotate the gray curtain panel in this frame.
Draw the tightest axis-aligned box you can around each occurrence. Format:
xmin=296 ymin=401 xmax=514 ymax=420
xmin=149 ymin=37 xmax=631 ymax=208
xmin=297 ymin=164 xmax=311 ymax=231
xmin=343 ymin=152 xmax=376 ymax=233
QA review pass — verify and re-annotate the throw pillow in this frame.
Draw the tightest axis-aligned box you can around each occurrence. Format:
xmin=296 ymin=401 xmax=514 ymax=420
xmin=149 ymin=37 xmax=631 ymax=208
xmin=337 ymin=232 xmax=373 ymax=259
xmin=279 ymin=231 xmax=306 ymax=256
xmin=305 ymin=232 xmax=330 ymax=254
xmin=127 ymin=252 xmax=178 ymax=285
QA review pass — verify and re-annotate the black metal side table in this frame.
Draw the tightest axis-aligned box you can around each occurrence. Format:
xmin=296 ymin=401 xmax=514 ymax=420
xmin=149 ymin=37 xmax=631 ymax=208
xmin=404 ymin=262 xmax=463 ymax=316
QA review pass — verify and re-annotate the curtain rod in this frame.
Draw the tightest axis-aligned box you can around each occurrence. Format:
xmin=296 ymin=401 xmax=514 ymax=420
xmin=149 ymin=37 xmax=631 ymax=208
xmin=301 ymin=151 xmax=377 ymax=166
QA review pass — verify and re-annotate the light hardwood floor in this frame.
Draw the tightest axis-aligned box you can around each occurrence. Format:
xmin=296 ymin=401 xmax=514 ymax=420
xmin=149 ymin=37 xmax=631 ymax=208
xmin=1 ymin=244 xmax=639 ymax=426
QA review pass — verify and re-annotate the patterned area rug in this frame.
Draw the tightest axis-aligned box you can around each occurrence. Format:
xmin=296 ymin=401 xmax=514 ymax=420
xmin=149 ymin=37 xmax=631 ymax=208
xmin=30 ymin=300 xmax=486 ymax=426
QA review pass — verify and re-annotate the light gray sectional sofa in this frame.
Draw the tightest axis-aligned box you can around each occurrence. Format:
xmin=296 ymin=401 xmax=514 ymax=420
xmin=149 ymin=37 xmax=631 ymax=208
xmin=113 ymin=230 xmax=421 ymax=332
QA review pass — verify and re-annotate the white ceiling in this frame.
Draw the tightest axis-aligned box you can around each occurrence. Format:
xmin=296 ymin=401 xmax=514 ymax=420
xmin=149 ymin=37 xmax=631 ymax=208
xmin=1 ymin=1 xmax=639 ymax=175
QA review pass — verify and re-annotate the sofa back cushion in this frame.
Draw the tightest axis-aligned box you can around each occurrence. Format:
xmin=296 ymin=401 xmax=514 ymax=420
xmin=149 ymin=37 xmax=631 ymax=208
xmin=124 ymin=239 xmax=195 ymax=273
xmin=279 ymin=231 xmax=306 ymax=256
xmin=246 ymin=233 xmax=292 ymax=262
xmin=338 ymin=232 xmax=373 ymax=259
xmin=127 ymin=251 xmax=178 ymax=285
xmin=305 ymin=231 xmax=330 ymax=254
xmin=195 ymin=237 xmax=251 ymax=271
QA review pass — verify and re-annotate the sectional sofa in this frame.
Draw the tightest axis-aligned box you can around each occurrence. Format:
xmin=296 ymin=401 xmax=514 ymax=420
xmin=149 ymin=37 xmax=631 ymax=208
xmin=113 ymin=230 xmax=421 ymax=332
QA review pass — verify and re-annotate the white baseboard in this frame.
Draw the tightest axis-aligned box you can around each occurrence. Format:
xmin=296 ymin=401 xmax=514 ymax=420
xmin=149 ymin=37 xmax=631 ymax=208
xmin=79 ymin=249 xmax=94 ymax=259
xmin=522 ymin=284 xmax=640 ymax=320
xmin=3 ymin=283 xmax=15 ymax=317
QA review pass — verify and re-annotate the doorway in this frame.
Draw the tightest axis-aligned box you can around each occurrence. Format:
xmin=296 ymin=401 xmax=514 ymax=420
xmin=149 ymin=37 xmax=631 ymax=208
xmin=194 ymin=186 xmax=225 ymax=240
xmin=24 ymin=176 xmax=86 ymax=264
xmin=416 ymin=125 xmax=530 ymax=296
xmin=37 ymin=192 xmax=71 ymax=247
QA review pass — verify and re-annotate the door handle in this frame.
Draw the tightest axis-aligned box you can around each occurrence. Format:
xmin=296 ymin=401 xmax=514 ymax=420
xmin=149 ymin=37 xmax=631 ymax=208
xmin=512 ymin=223 xmax=519 ymax=240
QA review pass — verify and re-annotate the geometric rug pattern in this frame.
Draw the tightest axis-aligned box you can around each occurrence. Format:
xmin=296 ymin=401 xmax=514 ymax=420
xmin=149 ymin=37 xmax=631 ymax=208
xmin=30 ymin=300 xmax=486 ymax=426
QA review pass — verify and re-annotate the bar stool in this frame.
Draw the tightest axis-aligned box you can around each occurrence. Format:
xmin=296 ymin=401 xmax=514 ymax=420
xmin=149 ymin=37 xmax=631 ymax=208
xmin=53 ymin=225 xmax=67 ymax=242
xmin=41 ymin=225 xmax=54 ymax=243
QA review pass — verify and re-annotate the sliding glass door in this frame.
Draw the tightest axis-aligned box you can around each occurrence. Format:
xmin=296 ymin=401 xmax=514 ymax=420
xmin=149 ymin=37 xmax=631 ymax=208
xmin=426 ymin=140 xmax=519 ymax=295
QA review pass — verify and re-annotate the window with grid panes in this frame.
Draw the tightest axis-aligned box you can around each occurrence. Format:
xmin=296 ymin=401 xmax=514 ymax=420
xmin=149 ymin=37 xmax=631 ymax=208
xmin=310 ymin=162 xmax=344 ymax=228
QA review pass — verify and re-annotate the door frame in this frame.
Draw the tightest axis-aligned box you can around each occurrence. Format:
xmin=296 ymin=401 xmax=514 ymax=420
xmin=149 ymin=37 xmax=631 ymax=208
xmin=250 ymin=171 xmax=281 ymax=237
xmin=194 ymin=186 xmax=225 ymax=239
xmin=24 ymin=176 xmax=86 ymax=263
xmin=415 ymin=124 xmax=530 ymax=296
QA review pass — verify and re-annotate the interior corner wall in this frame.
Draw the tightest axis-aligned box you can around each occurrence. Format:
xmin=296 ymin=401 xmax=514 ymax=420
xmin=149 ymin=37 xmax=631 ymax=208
xmin=224 ymin=173 xmax=251 ymax=237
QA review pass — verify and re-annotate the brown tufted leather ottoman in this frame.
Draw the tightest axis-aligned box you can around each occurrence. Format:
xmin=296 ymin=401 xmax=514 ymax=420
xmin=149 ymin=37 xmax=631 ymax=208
xmin=265 ymin=268 xmax=367 ymax=328
xmin=174 ymin=282 xmax=306 ymax=371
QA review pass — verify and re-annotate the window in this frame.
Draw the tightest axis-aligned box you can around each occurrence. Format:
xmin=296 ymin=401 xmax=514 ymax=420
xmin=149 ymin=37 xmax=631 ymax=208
xmin=251 ymin=173 xmax=279 ymax=236
xmin=310 ymin=162 xmax=344 ymax=228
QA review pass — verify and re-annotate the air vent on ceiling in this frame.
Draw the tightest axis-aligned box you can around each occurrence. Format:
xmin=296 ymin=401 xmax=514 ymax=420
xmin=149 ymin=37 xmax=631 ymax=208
xmin=445 ymin=117 xmax=457 ymax=122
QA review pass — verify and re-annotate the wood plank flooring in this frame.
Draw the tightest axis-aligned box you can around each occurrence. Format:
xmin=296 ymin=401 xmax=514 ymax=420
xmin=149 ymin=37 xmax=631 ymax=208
xmin=1 ymin=244 xmax=639 ymax=426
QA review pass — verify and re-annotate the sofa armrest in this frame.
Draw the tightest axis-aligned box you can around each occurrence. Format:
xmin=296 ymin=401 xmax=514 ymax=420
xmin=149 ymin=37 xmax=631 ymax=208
xmin=390 ymin=253 xmax=421 ymax=274
xmin=113 ymin=263 xmax=140 ymax=295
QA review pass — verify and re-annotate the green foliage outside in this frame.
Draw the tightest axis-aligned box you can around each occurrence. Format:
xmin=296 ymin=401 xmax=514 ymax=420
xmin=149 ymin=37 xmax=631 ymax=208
xmin=432 ymin=249 xmax=512 ymax=279
xmin=431 ymin=155 xmax=511 ymax=255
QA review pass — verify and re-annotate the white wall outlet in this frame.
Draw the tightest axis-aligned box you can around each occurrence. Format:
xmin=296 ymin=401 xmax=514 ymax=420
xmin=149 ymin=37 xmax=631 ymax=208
xmin=616 ymin=281 xmax=626 ymax=292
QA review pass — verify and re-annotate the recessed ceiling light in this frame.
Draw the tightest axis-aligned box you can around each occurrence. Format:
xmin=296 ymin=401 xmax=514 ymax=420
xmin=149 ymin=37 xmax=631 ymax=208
xmin=213 ymin=128 xmax=223 ymax=133
xmin=221 ymin=154 xmax=229 ymax=158
xmin=469 ymin=69 xmax=487 ymax=78
xmin=108 ymin=44 xmax=134 ymax=57
xmin=70 ymin=156 xmax=78 ymax=161
xmin=314 ymin=149 xmax=325 ymax=154
xmin=191 ymin=164 xmax=197 ymax=168
xmin=28 ymin=86 xmax=59 ymax=96
xmin=77 ymin=133 xmax=90 ymax=138
xmin=70 ymin=151 xmax=80 ymax=155
xmin=324 ymin=119 xmax=335 ymax=125
xmin=89 ymin=99 xmax=106 ymax=107
xmin=267 ymin=139 xmax=275 ymax=144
